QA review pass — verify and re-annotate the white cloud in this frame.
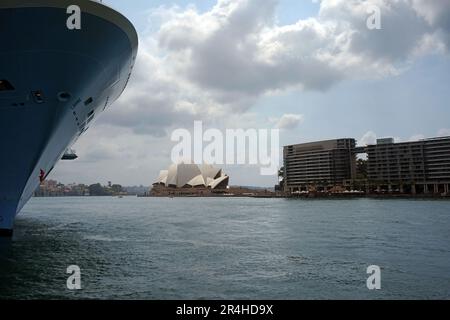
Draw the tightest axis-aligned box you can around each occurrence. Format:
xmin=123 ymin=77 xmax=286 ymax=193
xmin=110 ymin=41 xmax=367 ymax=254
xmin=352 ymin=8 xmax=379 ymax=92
xmin=359 ymin=131 xmax=377 ymax=146
xmin=53 ymin=124 xmax=174 ymax=185
xmin=412 ymin=1 xmax=450 ymax=31
xmin=55 ymin=0 xmax=450 ymax=185
xmin=273 ymin=114 xmax=304 ymax=129
xmin=102 ymin=0 xmax=450 ymax=136
xmin=438 ymin=128 xmax=450 ymax=137
xmin=408 ymin=134 xmax=425 ymax=141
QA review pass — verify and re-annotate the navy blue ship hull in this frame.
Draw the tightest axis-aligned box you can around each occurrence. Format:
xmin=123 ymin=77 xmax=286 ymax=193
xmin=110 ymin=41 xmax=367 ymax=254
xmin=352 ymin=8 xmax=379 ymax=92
xmin=0 ymin=0 xmax=138 ymax=235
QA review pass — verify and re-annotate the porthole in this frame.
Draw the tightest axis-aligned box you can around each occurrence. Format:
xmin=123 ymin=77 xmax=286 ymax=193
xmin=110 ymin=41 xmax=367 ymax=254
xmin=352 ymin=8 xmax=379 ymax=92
xmin=57 ymin=91 xmax=72 ymax=102
xmin=32 ymin=90 xmax=44 ymax=104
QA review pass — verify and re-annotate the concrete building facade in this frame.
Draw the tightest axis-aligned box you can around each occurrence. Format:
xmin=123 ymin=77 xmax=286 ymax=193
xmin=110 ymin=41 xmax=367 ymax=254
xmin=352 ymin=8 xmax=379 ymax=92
xmin=283 ymin=138 xmax=356 ymax=192
xmin=282 ymin=136 xmax=450 ymax=196
xmin=366 ymin=136 xmax=450 ymax=194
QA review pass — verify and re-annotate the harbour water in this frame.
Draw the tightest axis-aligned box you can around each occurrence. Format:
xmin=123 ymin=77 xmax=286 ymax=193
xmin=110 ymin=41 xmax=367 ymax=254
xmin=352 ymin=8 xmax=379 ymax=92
xmin=0 ymin=197 xmax=449 ymax=299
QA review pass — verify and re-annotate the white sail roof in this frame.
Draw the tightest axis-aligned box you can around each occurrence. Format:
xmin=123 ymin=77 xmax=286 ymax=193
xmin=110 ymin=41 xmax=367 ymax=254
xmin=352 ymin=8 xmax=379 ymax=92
xmin=187 ymin=175 xmax=206 ymax=187
xmin=199 ymin=164 xmax=222 ymax=180
xmin=176 ymin=164 xmax=202 ymax=187
xmin=166 ymin=164 xmax=178 ymax=186
xmin=209 ymin=175 xmax=229 ymax=189
xmin=153 ymin=163 xmax=229 ymax=189
xmin=156 ymin=170 xmax=168 ymax=184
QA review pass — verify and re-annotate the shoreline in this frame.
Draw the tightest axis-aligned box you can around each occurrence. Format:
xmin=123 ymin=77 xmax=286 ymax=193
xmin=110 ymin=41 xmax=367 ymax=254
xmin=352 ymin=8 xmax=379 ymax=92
xmin=32 ymin=193 xmax=450 ymax=200
xmin=143 ymin=193 xmax=450 ymax=200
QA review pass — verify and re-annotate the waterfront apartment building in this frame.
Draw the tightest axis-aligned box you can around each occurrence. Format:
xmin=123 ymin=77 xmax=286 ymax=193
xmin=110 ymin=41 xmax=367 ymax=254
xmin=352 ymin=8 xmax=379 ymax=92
xmin=366 ymin=136 xmax=450 ymax=194
xmin=283 ymin=139 xmax=356 ymax=192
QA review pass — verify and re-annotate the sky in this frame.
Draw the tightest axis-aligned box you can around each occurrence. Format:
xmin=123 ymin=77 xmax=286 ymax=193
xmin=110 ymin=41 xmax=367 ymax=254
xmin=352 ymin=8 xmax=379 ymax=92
xmin=52 ymin=0 xmax=450 ymax=187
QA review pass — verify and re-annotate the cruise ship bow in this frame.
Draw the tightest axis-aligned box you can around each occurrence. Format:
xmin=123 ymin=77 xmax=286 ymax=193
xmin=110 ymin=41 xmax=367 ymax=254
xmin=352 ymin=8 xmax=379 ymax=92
xmin=0 ymin=0 xmax=138 ymax=236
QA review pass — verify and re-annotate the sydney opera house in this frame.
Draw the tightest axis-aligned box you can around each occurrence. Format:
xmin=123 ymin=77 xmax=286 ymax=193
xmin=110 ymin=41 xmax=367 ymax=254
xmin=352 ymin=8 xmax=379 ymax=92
xmin=153 ymin=164 xmax=230 ymax=190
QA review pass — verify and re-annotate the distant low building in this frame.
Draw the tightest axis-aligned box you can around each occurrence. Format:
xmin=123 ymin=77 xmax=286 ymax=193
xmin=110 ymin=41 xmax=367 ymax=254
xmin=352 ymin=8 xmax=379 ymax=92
xmin=153 ymin=163 xmax=229 ymax=190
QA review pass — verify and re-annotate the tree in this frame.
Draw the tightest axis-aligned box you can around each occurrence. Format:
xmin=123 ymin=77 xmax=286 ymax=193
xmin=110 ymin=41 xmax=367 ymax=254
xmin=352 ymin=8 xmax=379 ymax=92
xmin=356 ymin=159 xmax=368 ymax=180
xmin=277 ymin=166 xmax=285 ymax=191
xmin=278 ymin=167 xmax=284 ymax=178
xmin=111 ymin=184 xmax=123 ymax=194
xmin=89 ymin=183 xmax=108 ymax=196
